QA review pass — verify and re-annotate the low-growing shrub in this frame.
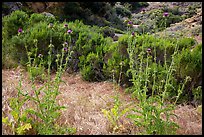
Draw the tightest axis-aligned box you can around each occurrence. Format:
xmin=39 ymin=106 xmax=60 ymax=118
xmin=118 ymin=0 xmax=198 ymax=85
xmin=115 ymin=6 xmax=132 ymax=18
xmin=80 ymin=52 xmax=104 ymax=81
xmin=3 ymin=10 xmax=29 ymax=39
xmin=103 ymin=34 xmax=130 ymax=85
xmin=174 ymin=44 xmax=202 ymax=103
xmin=29 ymin=13 xmax=56 ymax=26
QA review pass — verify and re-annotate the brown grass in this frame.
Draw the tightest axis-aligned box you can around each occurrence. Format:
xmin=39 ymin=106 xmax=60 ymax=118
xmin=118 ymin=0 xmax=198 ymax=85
xmin=2 ymin=68 xmax=202 ymax=135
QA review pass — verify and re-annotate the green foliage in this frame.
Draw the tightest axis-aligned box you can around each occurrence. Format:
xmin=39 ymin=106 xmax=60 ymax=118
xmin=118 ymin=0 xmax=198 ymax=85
xmin=100 ymin=26 xmax=115 ymax=38
xmin=80 ymin=52 xmax=104 ymax=81
xmin=2 ymin=81 xmax=33 ymax=135
xmin=175 ymin=44 xmax=202 ymax=79
xmin=104 ymin=34 xmax=130 ymax=85
xmin=125 ymin=33 xmax=189 ymax=135
xmin=3 ymin=10 xmax=29 ymax=39
xmin=3 ymin=34 xmax=75 ymax=135
xmin=158 ymin=14 xmax=182 ymax=31
xmin=167 ymin=6 xmax=182 ymax=15
xmin=174 ymin=44 xmax=202 ymax=102
xmin=192 ymin=86 xmax=202 ymax=104
xmin=177 ymin=37 xmax=196 ymax=50
xmin=148 ymin=9 xmax=184 ymax=31
xmin=119 ymin=2 xmax=149 ymax=11
xmin=29 ymin=13 xmax=56 ymax=25
xmin=186 ymin=5 xmax=197 ymax=18
xmin=102 ymin=94 xmax=132 ymax=133
xmin=28 ymin=66 xmax=45 ymax=82
xmin=115 ymin=6 xmax=132 ymax=18
xmin=67 ymin=2 xmax=126 ymax=30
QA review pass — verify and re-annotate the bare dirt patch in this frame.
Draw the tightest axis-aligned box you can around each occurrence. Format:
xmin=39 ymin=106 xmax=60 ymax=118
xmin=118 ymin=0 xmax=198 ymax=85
xmin=2 ymin=68 xmax=202 ymax=135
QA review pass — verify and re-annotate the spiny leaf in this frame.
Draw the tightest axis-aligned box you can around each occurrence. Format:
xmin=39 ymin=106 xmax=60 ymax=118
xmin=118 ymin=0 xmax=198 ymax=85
xmin=2 ymin=117 xmax=9 ymax=124
xmin=16 ymin=123 xmax=32 ymax=135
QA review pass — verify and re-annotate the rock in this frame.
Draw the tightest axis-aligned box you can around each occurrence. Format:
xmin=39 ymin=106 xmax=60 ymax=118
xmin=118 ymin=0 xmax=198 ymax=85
xmin=25 ymin=2 xmax=64 ymax=13
xmin=42 ymin=12 xmax=55 ymax=18
xmin=2 ymin=2 xmax=23 ymax=16
xmin=132 ymin=24 xmax=139 ymax=29
xmin=113 ymin=35 xmax=119 ymax=41
xmin=3 ymin=2 xmax=23 ymax=11
xmin=26 ymin=2 xmax=47 ymax=13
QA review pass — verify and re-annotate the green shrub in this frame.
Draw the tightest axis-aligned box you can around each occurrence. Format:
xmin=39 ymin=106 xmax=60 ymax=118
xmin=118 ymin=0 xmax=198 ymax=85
xmin=100 ymin=26 xmax=115 ymax=38
xmin=192 ymin=86 xmax=202 ymax=104
xmin=177 ymin=37 xmax=196 ymax=50
xmin=167 ymin=6 xmax=182 ymax=15
xmin=3 ymin=10 xmax=29 ymax=39
xmin=149 ymin=9 xmax=183 ymax=31
xmin=104 ymin=34 xmax=130 ymax=85
xmin=115 ymin=6 xmax=132 ymax=18
xmin=80 ymin=52 xmax=104 ymax=81
xmin=8 ymin=21 xmax=65 ymax=66
xmin=174 ymin=44 xmax=202 ymax=102
xmin=186 ymin=5 xmax=197 ymax=18
xmin=29 ymin=13 xmax=56 ymax=25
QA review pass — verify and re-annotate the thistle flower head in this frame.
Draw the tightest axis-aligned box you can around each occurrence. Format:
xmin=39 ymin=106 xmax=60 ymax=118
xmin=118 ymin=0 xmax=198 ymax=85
xmin=38 ymin=54 xmax=43 ymax=58
xmin=147 ymin=48 xmax=152 ymax=54
xmin=127 ymin=21 xmax=133 ymax=27
xmin=141 ymin=8 xmax=146 ymax=14
xmin=64 ymin=47 xmax=68 ymax=52
xmin=128 ymin=21 xmax=133 ymax=25
xmin=131 ymin=32 xmax=135 ymax=36
xmin=163 ymin=12 xmax=169 ymax=17
xmin=64 ymin=24 xmax=68 ymax=28
xmin=18 ymin=28 xmax=23 ymax=33
xmin=67 ymin=29 xmax=73 ymax=34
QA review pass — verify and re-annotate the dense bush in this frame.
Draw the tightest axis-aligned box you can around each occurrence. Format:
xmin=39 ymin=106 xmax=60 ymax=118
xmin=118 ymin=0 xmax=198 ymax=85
xmin=29 ymin=13 xmax=56 ymax=25
xmin=174 ymin=44 xmax=202 ymax=103
xmin=119 ymin=2 xmax=149 ymax=11
xmin=115 ymin=6 xmax=132 ymax=18
xmin=152 ymin=10 xmax=184 ymax=31
xmin=62 ymin=2 xmax=126 ymax=31
xmin=103 ymin=34 xmax=130 ymax=85
xmin=2 ymin=10 xmax=202 ymax=104
xmin=3 ymin=10 xmax=29 ymax=39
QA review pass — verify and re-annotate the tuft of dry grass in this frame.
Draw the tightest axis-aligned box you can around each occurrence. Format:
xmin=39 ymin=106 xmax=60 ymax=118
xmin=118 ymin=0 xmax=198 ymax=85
xmin=2 ymin=68 xmax=202 ymax=135
xmin=173 ymin=104 xmax=202 ymax=135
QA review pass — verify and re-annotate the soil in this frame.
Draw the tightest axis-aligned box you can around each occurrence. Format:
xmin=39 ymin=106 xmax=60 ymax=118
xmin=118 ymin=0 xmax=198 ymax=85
xmin=2 ymin=67 xmax=202 ymax=135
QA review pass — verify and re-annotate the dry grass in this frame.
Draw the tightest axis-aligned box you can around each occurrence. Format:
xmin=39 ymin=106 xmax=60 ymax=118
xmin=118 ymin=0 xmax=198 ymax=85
xmin=2 ymin=68 xmax=202 ymax=135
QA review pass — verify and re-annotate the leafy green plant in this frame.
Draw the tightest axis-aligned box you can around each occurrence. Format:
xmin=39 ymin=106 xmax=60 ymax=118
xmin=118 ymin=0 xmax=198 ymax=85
xmin=24 ymin=34 xmax=74 ymax=135
xmin=80 ymin=52 xmax=104 ymax=81
xmin=2 ymin=78 xmax=33 ymax=135
xmin=102 ymin=94 xmax=132 ymax=133
xmin=2 ymin=10 xmax=29 ymax=39
xmin=3 ymin=27 xmax=75 ymax=135
xmin=115 ymin=6 xmax=132 ymax=18
xmin=192 ymin=86 xmax=202 ymax=104
xmin=29 ymin=13 xmax=56 ymax=26
xmin=102 ymin=64 xmax=132 ymax=133
xmin=174 ymin=44 xmax=202 ymax=102
xmin=125 ymin=23 xmax=191 ymax=134
xmin=104 ymin=34 xmax=130 ymax=85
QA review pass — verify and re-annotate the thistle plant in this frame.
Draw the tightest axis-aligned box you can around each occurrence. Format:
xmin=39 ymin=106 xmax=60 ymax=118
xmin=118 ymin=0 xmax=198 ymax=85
xmin=3 ymin=25 xmax=76 ymax=135
xmin=126 ymin=14 xmax=191 ymax=134
xmin=2 ymin=73 xmax=32 ymax=135
xmin=102 ymin=62 xmax=133 ymax=134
